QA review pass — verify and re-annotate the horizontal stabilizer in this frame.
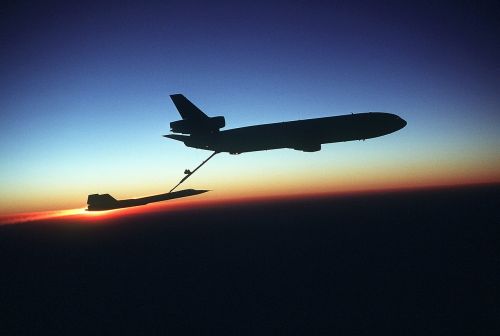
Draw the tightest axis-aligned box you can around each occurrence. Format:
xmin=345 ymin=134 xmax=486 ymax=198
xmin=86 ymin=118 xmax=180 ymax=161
xmin=164 ymin=134 xmax=190 ymax=142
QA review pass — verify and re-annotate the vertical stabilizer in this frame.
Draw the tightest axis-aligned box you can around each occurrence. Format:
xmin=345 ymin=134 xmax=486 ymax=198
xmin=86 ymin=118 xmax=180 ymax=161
xmin=170 ymin=94 xmax=209 ymax=120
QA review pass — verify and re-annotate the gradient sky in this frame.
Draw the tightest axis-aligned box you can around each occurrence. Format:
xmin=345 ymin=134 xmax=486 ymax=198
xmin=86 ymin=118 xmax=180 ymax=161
xmin=1 ymin=1 xmax=499 ymax=215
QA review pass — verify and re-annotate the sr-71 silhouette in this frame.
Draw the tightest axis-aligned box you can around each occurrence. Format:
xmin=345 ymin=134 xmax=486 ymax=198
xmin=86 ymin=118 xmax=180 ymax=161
xmin=164 ymin=94 xmax=406 ymax=154
xmin=87 ymin=189 xmax=208 ymax=211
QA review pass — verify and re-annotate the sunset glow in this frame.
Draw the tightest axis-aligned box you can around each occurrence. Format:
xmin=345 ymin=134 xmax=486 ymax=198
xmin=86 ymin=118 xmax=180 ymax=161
xmin=0 ymin=1 xmax=498 ymax=217
xmin=0 ymin=208 xmax=87 ymax=226
xmin=1 ymin=3 xmax=498 ymax=335
xmin=2 ymin=181 xmax=497 ymax=226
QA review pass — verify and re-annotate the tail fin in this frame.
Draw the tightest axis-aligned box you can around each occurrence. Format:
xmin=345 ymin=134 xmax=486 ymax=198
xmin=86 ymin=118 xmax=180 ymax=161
xmin=169 ymin=94 xmax=225 ymax=135
xmin=170 ymin=94 xmax=209 ymax=120
xmin=87 ymin=194 xmax=118 ymax=210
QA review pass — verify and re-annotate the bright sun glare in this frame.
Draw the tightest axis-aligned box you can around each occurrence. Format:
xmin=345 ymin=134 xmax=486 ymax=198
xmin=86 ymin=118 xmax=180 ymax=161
xmin=0 ymin=207 xmax=124 ymax=225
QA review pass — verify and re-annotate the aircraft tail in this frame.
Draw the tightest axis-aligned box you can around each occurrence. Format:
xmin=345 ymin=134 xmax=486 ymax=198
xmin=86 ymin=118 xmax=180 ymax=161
xmin=170 ymin=94 xmax=209 ymax=120
xmin=87 ymin=194 xmax=118 ymax=210
xmin=169 ymin=94 xmax=225 ymax=134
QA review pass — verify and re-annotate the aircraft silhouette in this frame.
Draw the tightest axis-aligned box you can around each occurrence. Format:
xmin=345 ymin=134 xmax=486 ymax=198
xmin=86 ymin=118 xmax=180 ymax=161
xmin=87 ymin=189 xmax=208 ymax=211
xmin=164 ymin=94 xmax=406 ymax=154
xmin=88 ymin=95 xmax=407 ymax=202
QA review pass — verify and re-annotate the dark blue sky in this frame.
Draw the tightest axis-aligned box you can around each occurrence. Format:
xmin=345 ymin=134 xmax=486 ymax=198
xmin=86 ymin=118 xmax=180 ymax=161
xmin=1 ymin=1 xmax=499 ymax=213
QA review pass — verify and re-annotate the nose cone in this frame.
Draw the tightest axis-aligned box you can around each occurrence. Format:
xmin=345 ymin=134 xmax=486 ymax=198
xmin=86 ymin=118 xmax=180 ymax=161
xmin=386 ymin=114 xmax=406 ymax=133
xmin=398 ymin=116 xmax=407 ymax=130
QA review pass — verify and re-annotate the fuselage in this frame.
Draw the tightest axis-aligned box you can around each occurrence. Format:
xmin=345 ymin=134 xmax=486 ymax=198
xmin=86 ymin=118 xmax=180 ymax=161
xmin=176 ymin=112 xmax=406 ymax=154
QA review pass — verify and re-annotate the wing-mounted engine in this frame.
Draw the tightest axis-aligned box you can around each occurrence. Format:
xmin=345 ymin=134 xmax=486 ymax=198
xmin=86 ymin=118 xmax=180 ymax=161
xmin=293 ymin=143 xmax=321 ymax=152
xmin=170 ymin=116 xmax=225 ymax=134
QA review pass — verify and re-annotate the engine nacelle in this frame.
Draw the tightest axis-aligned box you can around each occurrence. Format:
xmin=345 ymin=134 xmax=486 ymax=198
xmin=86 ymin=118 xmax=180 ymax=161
xmin=170 ymin=116 xmax=225 ymax=134
xmin=294 ymin=143 xmax=321 ymax=152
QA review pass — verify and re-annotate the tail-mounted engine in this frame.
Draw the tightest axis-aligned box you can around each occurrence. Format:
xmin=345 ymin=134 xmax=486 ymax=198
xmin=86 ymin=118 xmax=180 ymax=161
xmin=170 ymin=116 xmax=225 ymax=134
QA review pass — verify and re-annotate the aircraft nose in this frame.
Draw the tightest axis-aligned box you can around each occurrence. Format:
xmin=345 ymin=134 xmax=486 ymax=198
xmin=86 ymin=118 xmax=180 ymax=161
xmin=399 ymin=117 xmax=407 ymax=129
xmin=390 ymin=115 xmax=406 ymax=132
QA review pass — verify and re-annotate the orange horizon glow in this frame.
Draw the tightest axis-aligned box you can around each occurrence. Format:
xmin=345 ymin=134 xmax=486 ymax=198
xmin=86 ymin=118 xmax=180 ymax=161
xmin=1 ymin=181 xmax=498 ymax=226
xmin=2 ymin=145 xmax=499 ymax=217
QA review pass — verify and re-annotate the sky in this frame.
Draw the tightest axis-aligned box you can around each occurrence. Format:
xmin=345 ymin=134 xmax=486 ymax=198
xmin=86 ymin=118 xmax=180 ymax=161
xmin=1 ymin=0 xmax=499 ymax=215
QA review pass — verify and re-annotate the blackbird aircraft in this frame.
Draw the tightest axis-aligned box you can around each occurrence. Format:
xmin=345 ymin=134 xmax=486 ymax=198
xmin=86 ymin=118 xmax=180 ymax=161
xmin=87 ymin=189 xmax=208 ymax=211
xmin=164 ymin=94 xmax=406 ymax=154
